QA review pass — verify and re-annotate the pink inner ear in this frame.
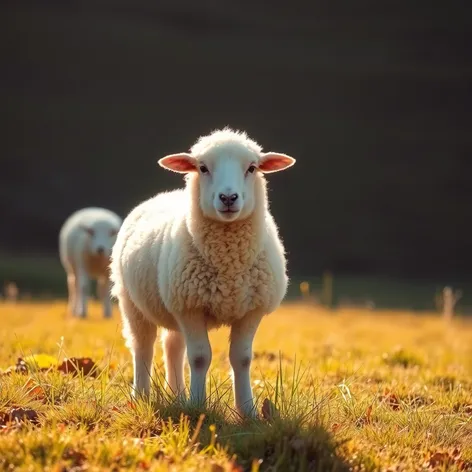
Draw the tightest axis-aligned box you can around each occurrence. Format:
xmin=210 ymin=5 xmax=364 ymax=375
xmin=259 ymin=153 xmax=296 ymax=173
xmin=159 ymin=154 xmax=196 ymax=173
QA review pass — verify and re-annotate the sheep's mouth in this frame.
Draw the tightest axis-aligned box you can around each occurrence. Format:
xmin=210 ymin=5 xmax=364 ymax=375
xmin=218 ymin=209 xmax=239 ymax=214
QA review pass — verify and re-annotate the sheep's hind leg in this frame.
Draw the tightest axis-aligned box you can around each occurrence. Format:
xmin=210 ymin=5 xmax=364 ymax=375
xmin=178 ymin=314 xmax=211 ymax=408
xmin=229 ymin=311 xmax=264 ymax=418
xmin=98 ymin=276 xmax=112 ymax=319
xmin=66 ymin=273 xmax=77 ymax=316
xmin=120 ymin=297 xmax=157 ymax=399
xmin=161 ymin=329 xmax=186 ymax=400
xmin=75 ymin=269 xmax=90 ymax=318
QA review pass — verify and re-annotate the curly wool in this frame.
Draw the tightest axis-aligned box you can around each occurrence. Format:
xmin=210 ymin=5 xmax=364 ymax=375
xmin=168 ymin=173 xmax=277 ymax=323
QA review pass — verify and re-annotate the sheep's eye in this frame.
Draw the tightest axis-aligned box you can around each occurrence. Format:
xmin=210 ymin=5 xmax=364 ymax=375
xmin=247 ymin=165 xmax=256 ymax=174
xmin=199 ymin=165 xmax=209 ymax=174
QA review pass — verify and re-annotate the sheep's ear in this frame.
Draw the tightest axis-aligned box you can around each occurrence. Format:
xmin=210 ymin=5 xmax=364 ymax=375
xmin=80 ymin=225 xmax=95 ymax=236
xmin=258 ymin=152 xmax=296 ymax=173
xmin=158 ymin=153 xmax=197 ymax=173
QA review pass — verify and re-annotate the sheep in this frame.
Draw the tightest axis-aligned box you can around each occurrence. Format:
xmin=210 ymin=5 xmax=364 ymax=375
xmin=59 ymin=207 xmax=122 ymax=318
xmin=109 ymin=128 xmax=296 ymax=417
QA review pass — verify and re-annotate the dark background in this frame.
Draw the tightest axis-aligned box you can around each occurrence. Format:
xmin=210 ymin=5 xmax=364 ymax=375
xmin=1 ymin=1 xmax=471 ymax=307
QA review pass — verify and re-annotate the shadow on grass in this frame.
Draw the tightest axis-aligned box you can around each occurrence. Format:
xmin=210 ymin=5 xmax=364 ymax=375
xmin=108 ymin=363 xmax=353 ymax=472
xmin=112 ymin=399 xmax=351 ymax=472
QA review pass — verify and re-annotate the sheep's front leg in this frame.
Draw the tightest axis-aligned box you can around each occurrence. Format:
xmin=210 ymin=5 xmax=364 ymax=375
xmin=229 ymin=311 xmax=263 ymax=418
xmin=75 ymin=269 xmax=90 ymax=318
xmin=161 ymin=329 xmax=186 ymax=399
xmin=98 ymin=276 xmax=112 ymax=318
xmin=179 ymin=315 xmax=211 ymax=407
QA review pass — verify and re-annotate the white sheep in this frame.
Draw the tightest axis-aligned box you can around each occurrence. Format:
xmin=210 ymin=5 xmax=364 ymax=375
xmin=59 ymin=207 xmax=122 ymax=318
xmin=109 ymin=128 xmax=296 ymax=417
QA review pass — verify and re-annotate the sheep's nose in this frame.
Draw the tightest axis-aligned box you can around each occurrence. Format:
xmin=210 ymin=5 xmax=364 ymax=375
xmin=219 ymin=193 xmax=239 ymax=207
xmin=96 ymin=247 xmax=105 ymax=255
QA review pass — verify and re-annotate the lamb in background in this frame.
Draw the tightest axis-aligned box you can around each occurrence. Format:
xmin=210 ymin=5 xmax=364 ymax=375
xmin=110 ymin=128 xmax=296 ymax=418
xmin=59 ymin=207 xmax=122 ymax=318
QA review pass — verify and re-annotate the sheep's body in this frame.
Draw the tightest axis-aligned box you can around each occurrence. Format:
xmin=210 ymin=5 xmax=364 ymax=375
xmin=111 ymin=183 xmax=287 ymax=332
xmin=110 ymin=128 xmax=295 ymax=416
xmin=59 ymin=207 xmax=122 ymax=318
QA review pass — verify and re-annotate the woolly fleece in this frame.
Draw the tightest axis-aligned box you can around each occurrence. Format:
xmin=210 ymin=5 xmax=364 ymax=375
xmin=110 ymin=129 xmax=290 ymax=335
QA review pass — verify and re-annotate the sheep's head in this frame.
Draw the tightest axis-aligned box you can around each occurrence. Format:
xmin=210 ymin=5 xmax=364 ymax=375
xmin=80 ymin=222 xmax=120 ymax=257
xmin=158 ymin=128 xmax=296 ymax=222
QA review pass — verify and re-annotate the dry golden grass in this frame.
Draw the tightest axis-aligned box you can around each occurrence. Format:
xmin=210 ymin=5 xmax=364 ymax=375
xmin=0 ymin=301 xmax=471 ymax=471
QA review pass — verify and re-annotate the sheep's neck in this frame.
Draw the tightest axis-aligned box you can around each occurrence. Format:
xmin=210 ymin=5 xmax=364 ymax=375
xmin=186 ymin=176 xmax=266 ymax=273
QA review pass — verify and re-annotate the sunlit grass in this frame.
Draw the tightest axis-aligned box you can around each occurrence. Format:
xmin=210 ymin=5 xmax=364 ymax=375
xmin=0 ymin=301 xmax=471 ymax=471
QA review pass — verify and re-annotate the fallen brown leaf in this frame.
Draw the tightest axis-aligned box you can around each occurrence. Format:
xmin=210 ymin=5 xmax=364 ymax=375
xmin=261 ymin=398 xmax=279 ymax=421
xmin=0 ymin=407 xmax=40 ymax=427
xmin=331 ymin=422 xmax=341 ymax=433
xmin=0 ymin=358 xmax=29 ymax=377
xmin=356 ymin=404 xmax=373 ymax=427
xmin=57 ymin=357 xmax=99 ymax=378
xmin=379 ymin=389 xmax=401 ymax=410
xmin=23 ymin=378 xmax=46 ymax=401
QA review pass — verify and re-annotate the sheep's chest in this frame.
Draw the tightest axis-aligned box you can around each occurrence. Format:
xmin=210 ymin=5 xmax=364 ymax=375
xmin=171 ymin=251 xmax=275 ymax=323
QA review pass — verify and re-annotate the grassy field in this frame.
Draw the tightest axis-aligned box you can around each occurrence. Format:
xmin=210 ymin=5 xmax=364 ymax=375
xmin=0 ymin=301 xmax=471 ymax=471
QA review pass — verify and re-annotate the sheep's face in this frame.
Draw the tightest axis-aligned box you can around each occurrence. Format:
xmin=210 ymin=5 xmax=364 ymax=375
xmin=80 ymin=222 xmax=119 ymax=257
xmin=196 ymin=149 xmax=259 ymax=222
xmin=158 ymin=131 xmax=296 ymax=223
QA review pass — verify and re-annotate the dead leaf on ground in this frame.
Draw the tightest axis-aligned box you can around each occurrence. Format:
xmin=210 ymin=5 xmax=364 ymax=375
xmin=261 ymin=398 xmax=280 ymax=422
xmin=378 ymin=389 xmax=401 ymax=410
xmin=355 ymin=404 xmax=373 ymax=427
xmin=0 ymin=407 xmax=40 ymax=429
xmin=1 ymin=356 xmax=56 ymax=377
xmin=331 ymin=422 xmax=341 ymax=433
xmin=57 ymin=357 xmax=99 ymax=378
xmin=23 ymin=378 xmax=46 ymax=401
xmin=0 ymin=358 xmax=29 ymax=376
xmin=127 ymin=400 xmax=137 ymax=410
xmin=453 ymin=403 xmax=472 ymax=416
xmin=22 ymin=353 xmax=58 ymax=371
